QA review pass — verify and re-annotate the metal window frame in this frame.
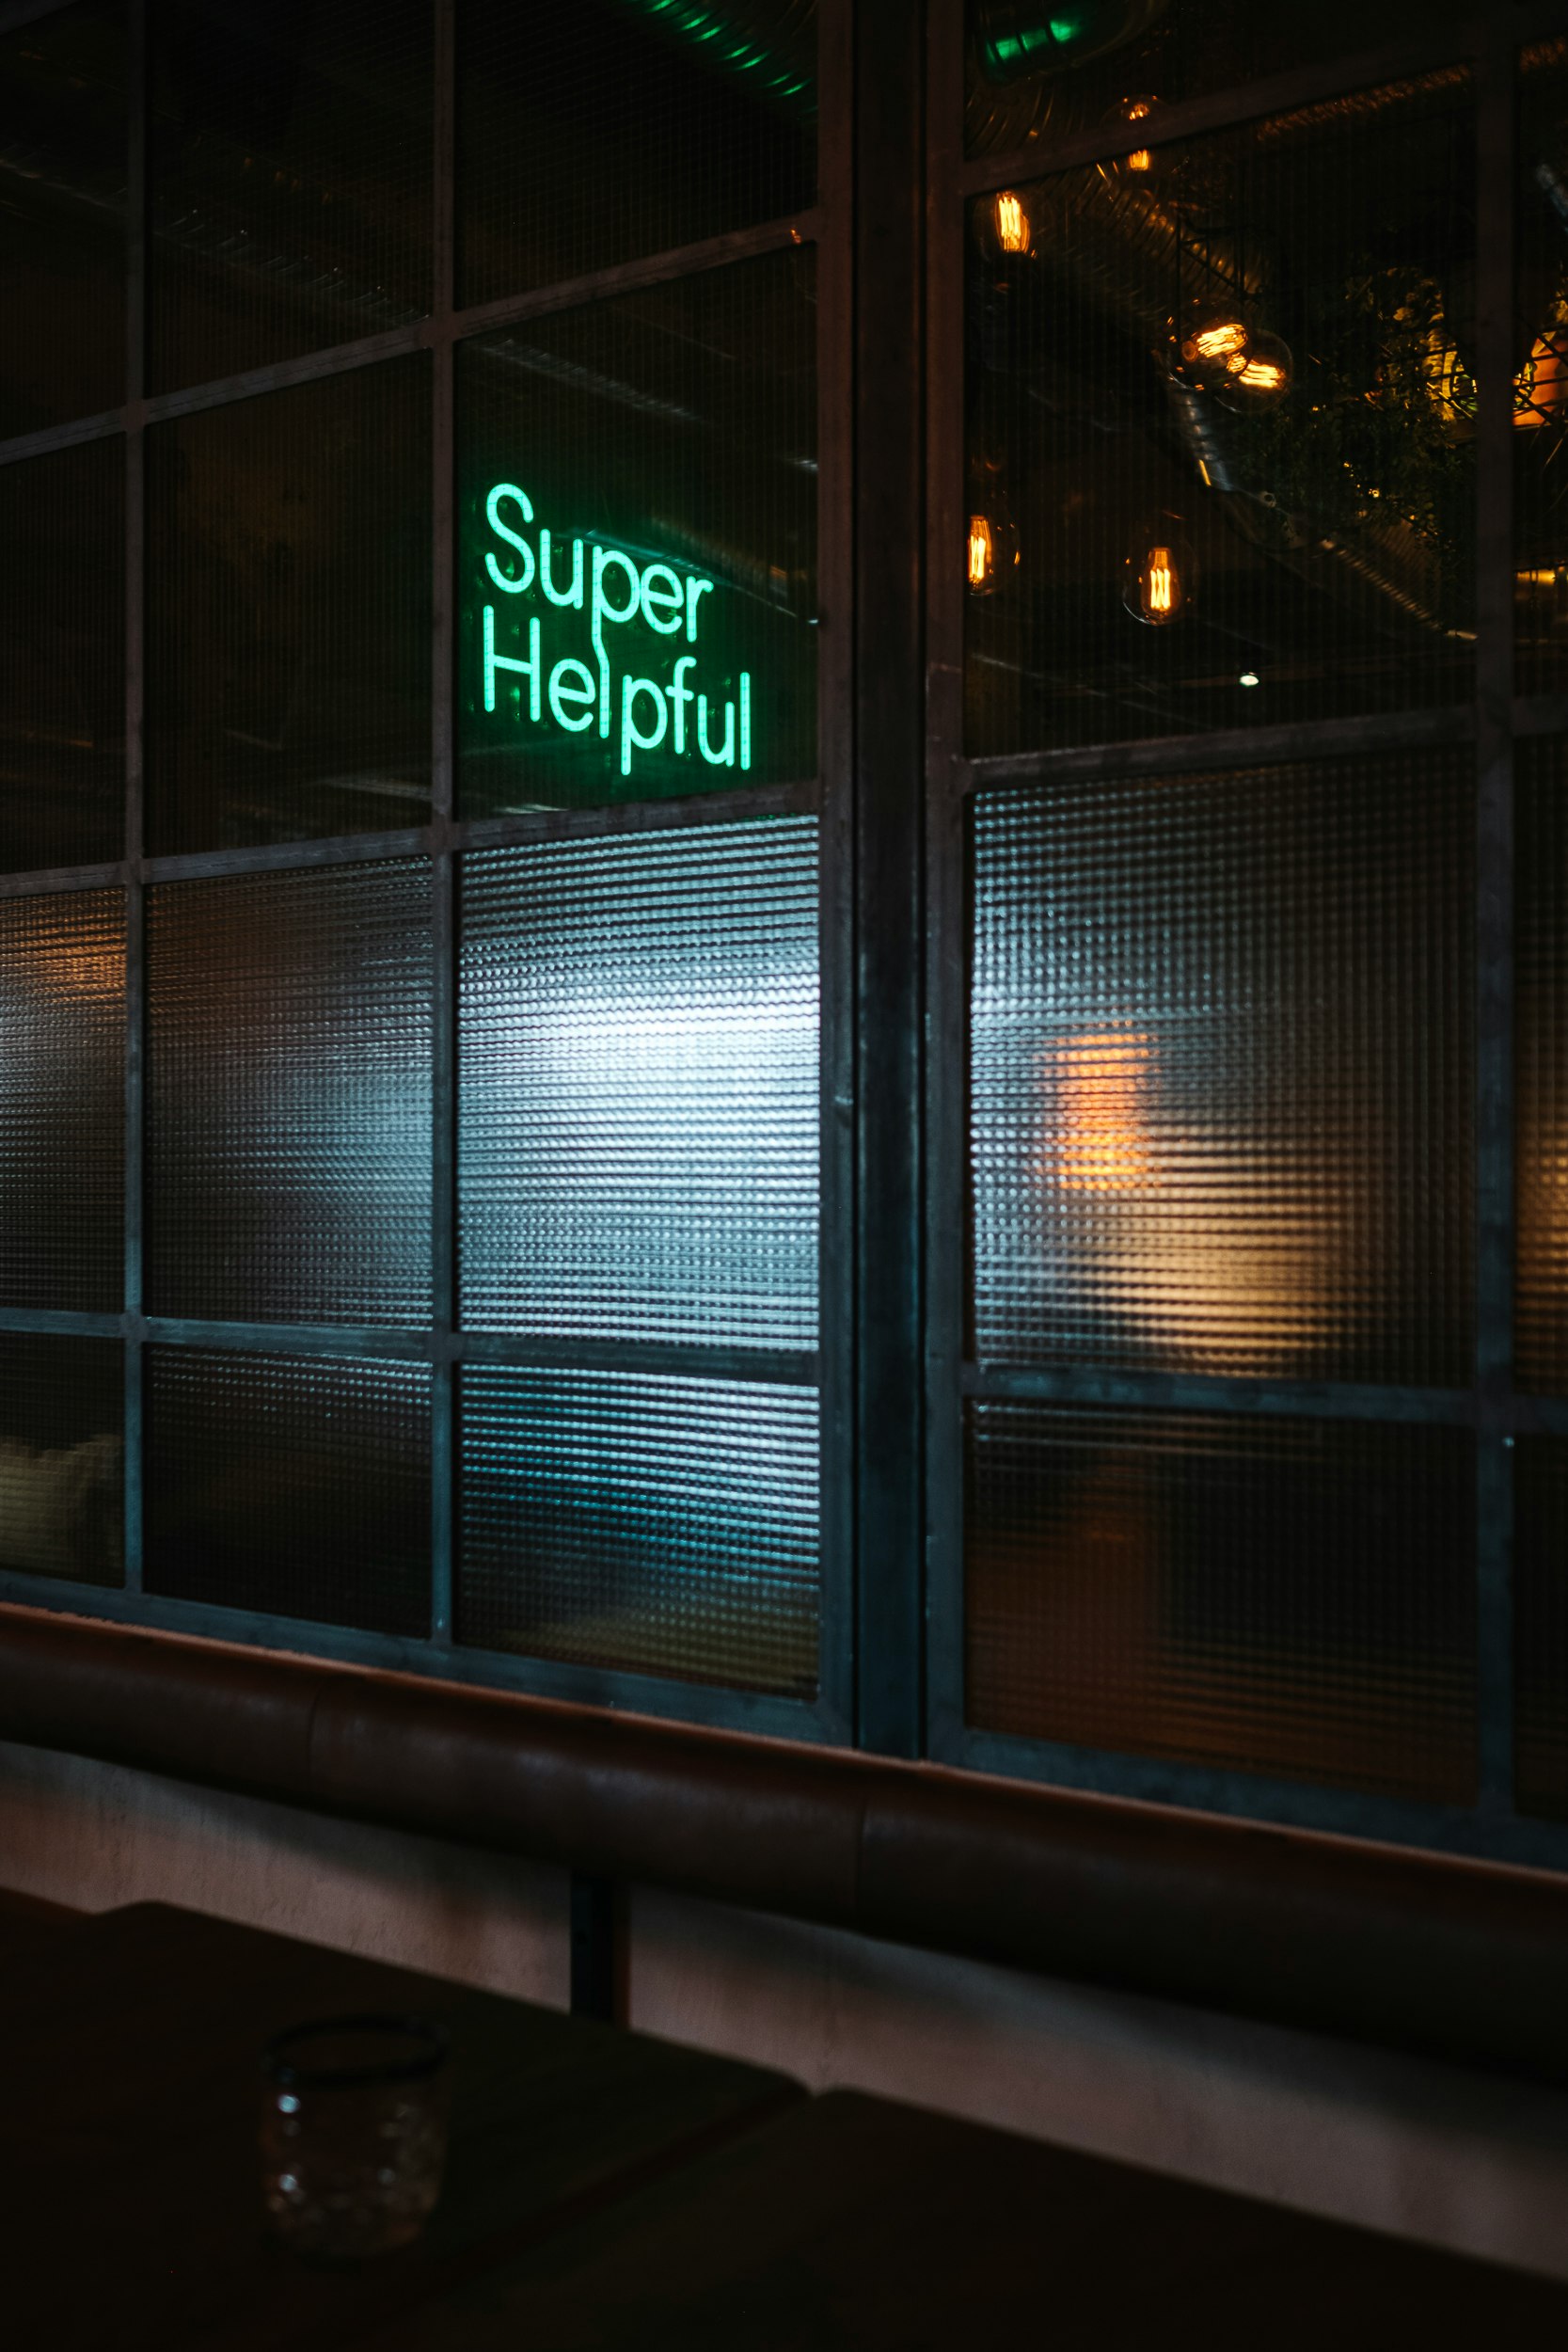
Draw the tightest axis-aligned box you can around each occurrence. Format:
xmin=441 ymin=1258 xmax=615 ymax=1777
xmin=0 ymin=0 xmax=855 ymax=1748
xmin=923 ymin=0 xmax=1568 ymax=1871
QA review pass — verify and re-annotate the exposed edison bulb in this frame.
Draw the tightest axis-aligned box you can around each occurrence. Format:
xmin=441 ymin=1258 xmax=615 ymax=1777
xmin=1180 ymin=315 xmax=1247 ymax=368
xmin=1123 ymin=94 xmax=1155 ymax=172
xmin=991 ymin=188 xmax=1031 ymax=255
xmin=1214 ymin=329 xmax=1292 ymax=405
xmin=1123 ymin=522 xmax=1193 ymax=627
xmin=967 ymin=507 xmax=1021 ymax=594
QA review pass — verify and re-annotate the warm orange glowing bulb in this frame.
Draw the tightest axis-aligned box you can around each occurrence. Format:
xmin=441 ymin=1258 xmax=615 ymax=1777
xmin=992 ymin=189 xmax=1030 ymax=254
xmin=1515 ymin=330 xmax=1568 ymax=429
xmin=1226 ymin=351 xmax=1288 ymax=391
xmin=1126 ymin=146 xmax=1152 ymax=172
xmin=968 ymin=513 xmax=995 ymax=591
xmin=1135 ymin=542 xmax=1181 ymax=625
xmin=1182 ymin=318 xmax=1247 ymax=365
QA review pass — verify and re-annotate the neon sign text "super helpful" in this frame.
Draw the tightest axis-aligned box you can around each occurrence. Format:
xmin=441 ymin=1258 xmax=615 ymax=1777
xmin=479 ymin=483 xmax=752 ymax=778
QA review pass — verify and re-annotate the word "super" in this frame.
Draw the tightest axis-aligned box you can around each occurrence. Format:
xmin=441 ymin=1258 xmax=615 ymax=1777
xmin=479 ymin=482 xmax=753 ymax=778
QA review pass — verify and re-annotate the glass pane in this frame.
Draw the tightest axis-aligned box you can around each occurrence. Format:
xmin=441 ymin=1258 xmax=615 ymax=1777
xmin=145 ymin=359 xmax=432 ymax=853
xmin=147 ymin=863 xmax=433 ymax=1326
xmin=0 ymin=2 xmax=125 ymax=437
xmin=966 ymin=1403 xmax=1476 ymax=1803
xmin=1519 ymin=740 xmax=1568 ymax=1392
xmin=456 ymin=0 xmax=816 ymax=308
xmin=460 ymin=820 xmax=818 ymax=1345
xmin=0 ymin=889 xmax=124 ymax=1312
xmin=146 ymin=1346 xmax=430 ymax=1633
xmin=964 ymin=72 xmax=1475 ymax=755
xmin=0 ymin=1334 xmax=122 ymax=1588
xmin=456 ymin=251 xmax=816 ymax=817
xmin=148 ymin=0 xmax=432 ymax=394
xmin=0 ymin=438 xmax=124 ymax=874
xmin=1516 ymin=1435 xmax=1568 ymax=1820
xmin=962 ymin=0 xmax=1475 ymax=161
xmin=459 ymin=1365 xmax=818 ymax=1693
xmin=970 ymin=751 xmax=1474 ymax=1383
xmin=1517 ymin=40 xmax=1568 ymax=694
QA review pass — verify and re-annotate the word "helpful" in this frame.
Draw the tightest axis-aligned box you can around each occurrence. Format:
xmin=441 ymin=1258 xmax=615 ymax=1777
xmin=479 ymin=482 xmax=753 ymax=777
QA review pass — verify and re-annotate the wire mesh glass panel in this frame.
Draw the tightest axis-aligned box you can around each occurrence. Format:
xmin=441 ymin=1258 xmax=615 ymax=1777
xmin=962 ymin=0 xmax=1476 ymax=162
xmin=455 ymin=0 xmax=816 ymax=308
xmin=459 ymin=1365 xmax=818 ymax=1692
xmin=456 ymin=251 xmax=816 ymax=816
xmin=966 ymin=1403 xmax=1476 ymax=1802
xmin=0 ymin=2 xmax=125 ymax=437
xmin=460 ymin=820 xmax=818 ymax=1345
xmin=145 ymin=1346 xmax=430 ymax=1633
xmin=1519 ymin=740 xmax=1568 ymax=1391
xmin=145 ymin=359 xmax=432 ymax=852
xmin=1517 ymin=40 xmax=1568 ymax=693
xmin=0 ymin=890 xmax=124 ymax=1312
xmin=147 ymin=863 xmax=433 ymax=1326
xmin=0 ymin=438 xmax=124 ymax=874
xmin=1516 ymin=1435 xmax=1568 ymax=1820
xmin=964 ymin=73 xmax=1475 ymax=755
xmin=970 ymin=753 xmax=1473 ymax=1382
xmin=148 ymin=0 xmax=432 ymax=394
xmin=0 ymin=1334 xmax=122 ymax=1588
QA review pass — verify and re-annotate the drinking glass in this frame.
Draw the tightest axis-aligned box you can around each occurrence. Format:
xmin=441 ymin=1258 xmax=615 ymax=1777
xmin=260 ymin=2013 xmax=450 ymax=2261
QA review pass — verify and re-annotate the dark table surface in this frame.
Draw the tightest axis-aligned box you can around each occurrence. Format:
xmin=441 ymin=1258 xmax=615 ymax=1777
xmin=5 ymin=1893 xmax=1568 ymax=2351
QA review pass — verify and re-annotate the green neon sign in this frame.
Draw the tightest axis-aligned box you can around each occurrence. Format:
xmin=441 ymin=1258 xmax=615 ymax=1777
xmin=477 ymin=482 xmax=752 ymax=782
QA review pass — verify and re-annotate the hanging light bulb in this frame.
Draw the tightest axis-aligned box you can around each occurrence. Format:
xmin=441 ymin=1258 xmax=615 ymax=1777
xmin=1180 ymin=314 xmax=1248 ymax=370
xmin=1214 ymin=329 xmax=1292 ymax=405
xmin=967 ymin=503 xmax=1019 ymax=594
xmin=993 ymin=188 xmax=1031 ymax=254
xmin=1123 ymin=517 xmax=1194 ymax=626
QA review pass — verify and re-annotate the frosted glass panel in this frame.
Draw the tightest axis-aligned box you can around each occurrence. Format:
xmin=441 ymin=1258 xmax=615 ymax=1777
xmin=460 ymin=820 xmax=818 ymax=1346
xmin=970 ymin=752 xmax=1474 ymax=1383
xmin=460 ymin=1364 xmax=818 ymax=1693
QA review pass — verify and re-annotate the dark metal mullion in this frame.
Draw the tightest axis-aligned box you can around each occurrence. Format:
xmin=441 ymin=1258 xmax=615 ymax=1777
xmin=122 ymin=0 xmax=147 ymax=1599
xmin=1474 ymin=24 xmax=1517 ymax=1817
xmin=430 ymin=0 xmax=457 ymax=1649
xmin=964 ymin=704 xmax=1476 ymax=789
xmin=852 ymin=0 xmax=927 ymax=1758
xmin=922 ymin=0 xmax=970 ymax=1768
xmin=964 ymin=1363 xmax=1479 ymax=1427
xmin=814 ymin=0 xmax=856 ymax=1741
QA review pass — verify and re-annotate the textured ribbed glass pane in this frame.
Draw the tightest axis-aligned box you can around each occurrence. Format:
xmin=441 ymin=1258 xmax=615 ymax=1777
xmin=148 ymin=864 xmax=432 ymax=1325
xmin=0 ymin=2 xmax=124 ymax=437
xmin=1517 ymin=40 xmax=1568 ymax=692
xmin=148 ymin=0 xmax=431 ymax=393
xmin=0 ymin=1334 xmax=122 ymax=1588
xmin=456 ymin=0 xmax=815 ymax=308
xmin=0 ymin=439 xmax=124 ymax=874
xmin=459 ymin=1366 xmax=817 ymax=1692
xmin=1516 ymin=1436 xmax=1568 ymax=1820
xmin=146 ymin=1347 xmax=429 ymax=1633
xmin=460 ymin=821 xmax=817 ymax=1344
xmin=966 ymin=1404 xmax=1476 ymax=1802
xmin=962 ymin=1 xmax=1475 ymax=160
xmin=0 ymin=890 xmax=124 ymax=1311
xmin=146 ymin=360 xmax=431 ymax=852
xmin=1519 ymin=742 xmax=1568 ymax=1391
xmin=970 ymin=754 xmax=1473 ymax=1382
xmin=456 ymin=252 xmax=816 ymax=816
xmin=964 ymin=73 xmax=1474 ymax=754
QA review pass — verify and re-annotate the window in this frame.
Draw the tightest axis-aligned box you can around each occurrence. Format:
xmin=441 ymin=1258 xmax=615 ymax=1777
xmin=2 ymin=0 xmax=1565 ymax=1873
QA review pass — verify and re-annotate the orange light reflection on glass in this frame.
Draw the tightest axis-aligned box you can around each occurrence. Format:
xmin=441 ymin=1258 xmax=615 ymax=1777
xmin=1044 ymin=1031 xmax=1156 ymax=1194
xmin=1515 ymin=331 xmax=1568 ymax=429
xmin=1226 ymin=351 xmax=1288 ymax=392
xmin=968 ymin=513 xmax=995 ymax=590
xmin=992 ymin=189 xmax=1030 ymax=253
